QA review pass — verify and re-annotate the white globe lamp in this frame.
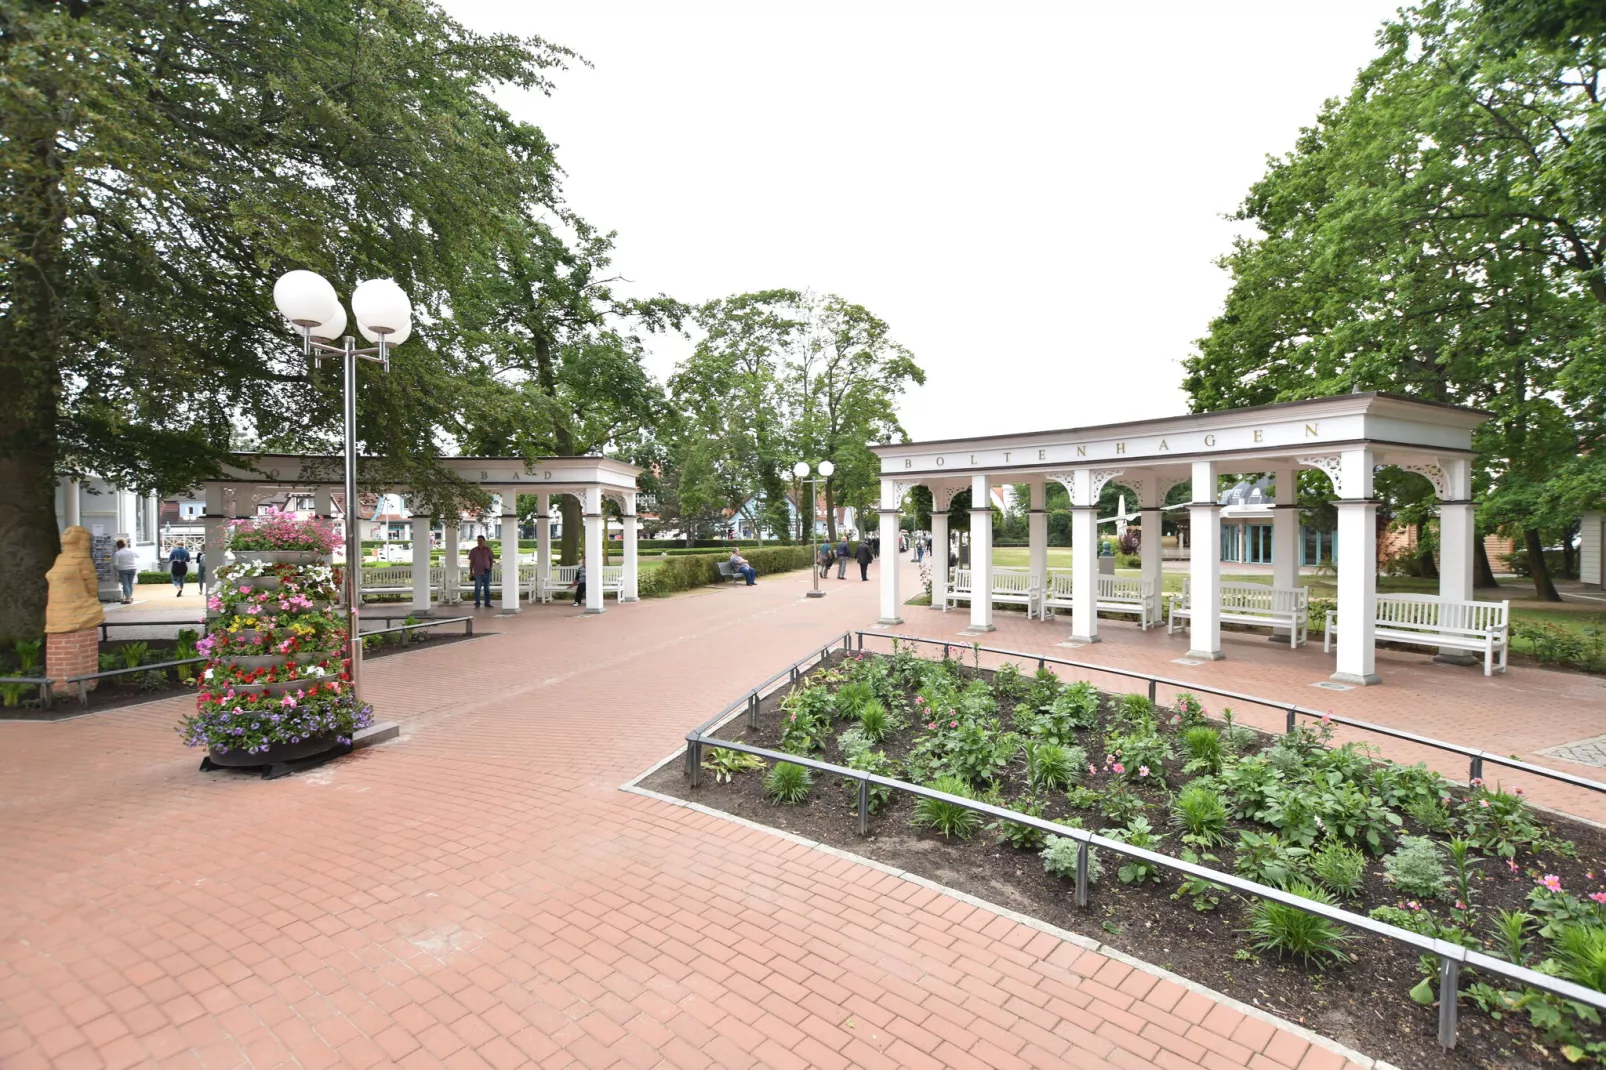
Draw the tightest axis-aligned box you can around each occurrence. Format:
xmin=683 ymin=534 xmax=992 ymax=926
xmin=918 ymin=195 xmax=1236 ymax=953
xmin=273 ymin=269 xmax=340 ymax=328
xmin=818 ymin=461 xmax=835 ymax=477
xmin=792 ymin=461 xmax=810 ymax=478
xmin=351 ymin=278 xmax=413 ymax=343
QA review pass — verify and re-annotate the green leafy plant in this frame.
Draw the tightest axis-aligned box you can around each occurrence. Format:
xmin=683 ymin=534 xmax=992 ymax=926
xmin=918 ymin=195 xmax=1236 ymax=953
xmin=1174 ymin=847 xmax=1226 ymax=911
xmin=1114 ymin=692 xmax=1155 ymax=727
xmin=1041 ymin=835 xmax=1101 ymax=885
xmin=990 ymin=796 xmax=1048 ymax=850
xmin=14 ymin=639 xmax=43 ymax=674
xmin=1403 ymin=793 xmax=1451 ymax=834
xmin=702 ymin=747 xmax=767 ymax=783
xmin=1219 ymin=755 xmax=1281 ymax=821
xmin=763 ymin=762 xmax=813 ymax=804
xmin=1244 ymin=881 xmax=1353 ymax=968
xmin=0 ymin=682 xmax=30 ymax=708
xmin=1319 ymin=781 xmax=1401 ymax=854
xmin=1262 ymin=783 xmax=1323 ymax=848
xmin=1494 ymin=909 xmax=1534 ymax=965
xmin=1458 ymin=784 xmax=1543 ymax=859
xmin=1103 ymin=816 xmax=1165 ymax=885
xmin=1098 ymin=786 xmax=1145 ymax=826
xmin=843 ymin=748 xmax=898 ymax=812
xmin=173 ymin=629 xmax=200 ymax=682
xmin=990 ymin=662 xmax=1031 ymax=704
xmin=1173 ymin=691 xmax=1207 ymax=729
xmin=1383 ymin=836 xmax=1449 ymax=899
xmin=1171 ymin=783 xmax=1228 ymax=846
xmin=118 ymin=641 xmax=151 ymax=670
xmin=836 ymin=726 xmax=872 ymax=762
xmin=858 ymin=699 xmax=892 ymax=743
xmin=1232 ymin=830 xmax=1308 ymax=889
xmin=779 ymin=686 xmax=835 ymax=755
xmin=911 ymin=775 xmax=982 ymax=839
xmin=1102 ymin=727 xmax=1173 ymax=786
xmin=1554 ymin=923 xmax=1606 ymax=993
xmin=1180 ymin=726 xmax=1224 ymax=776
xmin=834 ymin=680 xmax=875 ymax=720
xmin=1219 ymin=707 xmax=1259 ymax=751
xmin=1035 ymin=681 xmax=1099 ymax=743
xmin=1063 ymin=785 xmax=1100 ymax=810
xmin=1027 ymin=667 xmax=1064 ymax=710
xmin=1025 ymin=741 xmax=1080 ymax=792
xmin=1308 ymin=840 xmax=1366 ymax=899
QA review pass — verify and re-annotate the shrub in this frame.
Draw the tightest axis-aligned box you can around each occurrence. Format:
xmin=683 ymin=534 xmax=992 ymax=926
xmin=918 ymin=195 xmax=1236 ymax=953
xmin=1174 ymin=692 xmax=1207 ymax=729
xmin=1458 ymin=784 xmax=1544 ymax=859
xmin=1099 ymin=786 xmax=1145 ymax=826
xmin=637 ymin=543 xmax=816 ymax=597
xmin=1041 ymin=835 xmax=1102 ymax=885
xmin=1171 ymin=784 xmax=1228 ymax=846
xmin=1262 ymin=784 xmax=1323 ymax=848
xmin=1180 ymin=726 xmax=1224 ymax=775
xmin=1219 ymin=755 xmax=1281 ymax=821
xmin=834 ymin=681 xmax=875 ymax=720
xmin=1244 ymin=881 xmax=1353 ymax=967
xmin=763 ymin=762 xmax=813 ymax=804
xmin=1114 ymin=692 xmax=1155 ymax=728
xmin=1233 ymin=830 xmax=1308 ymax=888
xmin=1035 ymin=681 xmax=1098 ymax=743
xmin=990 ymin=796 xmax=1048 ymax=850
xmin=842 ymin=748 xmax=898 ymax=813
xmin=991 ymin=662 xmax=1031 ymax=704
xmin=1102 ymin=728 xmax=1173 ymax=785
xmin=1103 ymin=816 xmax=1165 ymax=884
xmin=1554 ymin=924 xmax=1606 ymax=992
xmin=1383 ymin=837 xmax=1449 ymax=898
xmin=858 ymin=700 xmax=891 ymax=743
xmin=1026 ymin=741 xmax=1079 ymax=792
xmin=1404 ymin=793 xmax=1452 ymax=834
xmin=779 ymin=686 xmax=834 ymax=754
xmin=911 ymin=775 xmax=982 ymax=840
xmin=1027 ymin=667 xmax=1063 ymax=709
xmin=1309 ymin=840 xmax=1367 ymax=899
xmin=1319 ymin=781 xmax=1401 ymax=854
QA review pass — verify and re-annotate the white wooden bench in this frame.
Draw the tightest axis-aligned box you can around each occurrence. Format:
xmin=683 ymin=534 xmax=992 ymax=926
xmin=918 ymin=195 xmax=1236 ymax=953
xmin=543 ymin=564 xmax=624 ymax=602
xmin=1325 ymin=594 xmax=1508 ymax=676
xmin=945 ymin=567 xmax=1037 ymax=614
xmin=1168 ymin=578 xmax=1308 ymax=648
xmin=1041 ymin=571 xmax=1159 ymax=629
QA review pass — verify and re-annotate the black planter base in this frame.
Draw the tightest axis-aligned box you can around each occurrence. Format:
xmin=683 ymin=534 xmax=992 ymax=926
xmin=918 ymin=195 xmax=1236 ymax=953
xmin=199 ymin=736 xmax=352 ymax=780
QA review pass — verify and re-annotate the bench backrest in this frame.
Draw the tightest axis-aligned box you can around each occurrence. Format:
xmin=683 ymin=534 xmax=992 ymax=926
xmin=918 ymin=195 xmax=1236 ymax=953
xmin=1178 ymin=577 xmax=1305 ymax=611
xmin=1375 ymin=594 xmax=1507 ymax=633
xmin=1043 ymin=571 xmax=1152 ymax=602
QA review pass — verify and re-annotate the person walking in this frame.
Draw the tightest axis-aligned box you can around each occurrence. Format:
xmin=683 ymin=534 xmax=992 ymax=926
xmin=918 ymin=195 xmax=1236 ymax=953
xmin=113 ymin=539 xmax=139 ymax=604
xmin=914 ymin=536 xmax=925 ymax=564
xmin=570 ymin=554 xmax=587 ymax=607
xmin=166 ymin=542 xmax=191 ymax=596
xmin=818 ymin=544 xmax=834 ymax=578
xmin=855 ymin=538 xmax=874 ymax=581
xmin=835 ymin=538 xmax=850 ymax=579
xmin=468 ymin=535 xmax=494 ymax=608
xmin=196 ymin=550 xmax=207 ymax=595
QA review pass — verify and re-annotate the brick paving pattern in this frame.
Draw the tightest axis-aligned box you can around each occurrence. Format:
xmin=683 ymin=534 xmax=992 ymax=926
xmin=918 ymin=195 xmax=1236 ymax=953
xmin=2 ymin=553 xmax=1598 ymax=1068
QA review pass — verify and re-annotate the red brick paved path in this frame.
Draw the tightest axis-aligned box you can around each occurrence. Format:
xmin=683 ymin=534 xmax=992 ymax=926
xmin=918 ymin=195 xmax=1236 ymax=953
xmin=6 ymin=553 xmax=1593 ymax=1069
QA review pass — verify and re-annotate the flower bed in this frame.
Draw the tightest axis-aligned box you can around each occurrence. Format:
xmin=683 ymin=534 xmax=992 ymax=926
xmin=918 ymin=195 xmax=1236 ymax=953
xmin=179 ymin=510 xmax=370 ymax=761
xmin=645 ymin=646 xmax=1606 ymax=1068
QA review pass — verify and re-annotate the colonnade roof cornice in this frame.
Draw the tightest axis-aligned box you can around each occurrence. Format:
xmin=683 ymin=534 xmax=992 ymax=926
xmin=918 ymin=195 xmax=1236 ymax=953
xmin=874 ymin=393 xmax=1487 ymax=479
xmin=207 ymin=453 xmax=641 ymax=492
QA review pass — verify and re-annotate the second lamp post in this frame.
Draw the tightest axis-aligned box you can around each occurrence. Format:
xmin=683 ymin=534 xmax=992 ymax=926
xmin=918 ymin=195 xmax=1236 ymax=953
xmin=793 ymin=460 xmax=835 ymax=598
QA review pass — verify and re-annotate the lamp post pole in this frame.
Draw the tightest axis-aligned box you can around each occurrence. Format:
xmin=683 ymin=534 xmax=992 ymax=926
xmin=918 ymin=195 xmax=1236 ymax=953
xmin=274 ymin=271 xmax=412 ymax=711
xmin=795 ymin=460 xmax=834 ymax=599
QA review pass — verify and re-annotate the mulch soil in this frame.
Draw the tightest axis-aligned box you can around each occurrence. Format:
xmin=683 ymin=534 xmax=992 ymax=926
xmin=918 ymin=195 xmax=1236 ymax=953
xmin=0 ymin=632 xmax=479 ymax=721
xmin=642 ymin=651 xmax=1606 ymax=1070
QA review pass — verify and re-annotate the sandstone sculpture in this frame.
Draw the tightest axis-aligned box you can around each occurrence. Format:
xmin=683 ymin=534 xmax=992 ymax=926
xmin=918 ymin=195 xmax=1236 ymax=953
xmin=45 ymin=526 xmax=105 ymax=635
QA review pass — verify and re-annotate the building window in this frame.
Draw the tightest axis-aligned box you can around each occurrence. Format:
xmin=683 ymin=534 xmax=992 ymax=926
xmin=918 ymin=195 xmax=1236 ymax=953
xmin=1248 ymin=524 xmax=1272 ymax=564
xmin=136 ymin=497 xmax=153 ymax=543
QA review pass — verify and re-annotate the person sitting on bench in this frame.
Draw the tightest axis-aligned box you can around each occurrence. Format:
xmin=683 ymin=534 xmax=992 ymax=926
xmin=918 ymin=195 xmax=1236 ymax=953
xmin=728 ymin=550 xmax=757 ymax=586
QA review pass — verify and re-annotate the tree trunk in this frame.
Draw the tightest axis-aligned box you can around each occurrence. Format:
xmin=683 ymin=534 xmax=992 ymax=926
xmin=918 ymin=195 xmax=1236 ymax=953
xmin=0 ymin=453 xmax=61 ymax=642
xmin=1416 ymin=519 xmax=1438 ymax=580
xmin=1524 ymin=527 xmax=1562 ymax=601
xmin=1474 ymin=535 xmax=1498 ymax=590
xmin=1563 ymin=519 xmax=1579 ymax=580
xmin=559 ymin=493 xmax=580 ymax=565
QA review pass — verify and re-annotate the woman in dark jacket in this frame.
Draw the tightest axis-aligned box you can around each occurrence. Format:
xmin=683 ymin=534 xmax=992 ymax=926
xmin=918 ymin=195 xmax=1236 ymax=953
xmin=855 ymin=539 xmax=874 ymax=581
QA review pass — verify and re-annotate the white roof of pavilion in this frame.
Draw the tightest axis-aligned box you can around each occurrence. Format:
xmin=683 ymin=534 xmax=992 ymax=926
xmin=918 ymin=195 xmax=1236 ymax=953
xmin=205 ymin=453 xmax=642 ymax=498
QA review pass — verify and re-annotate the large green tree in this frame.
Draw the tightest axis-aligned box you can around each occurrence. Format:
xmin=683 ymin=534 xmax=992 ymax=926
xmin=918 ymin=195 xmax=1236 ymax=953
xmin=1184 ymin=0 xmax=1606 ymax=600
xmin=0 ymin=0 xmax=573 ymax=639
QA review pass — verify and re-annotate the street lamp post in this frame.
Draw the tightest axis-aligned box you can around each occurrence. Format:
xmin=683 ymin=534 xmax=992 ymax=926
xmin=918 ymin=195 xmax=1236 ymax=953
xmin=793 ymin=460 xmax=835 ymax=599
xmin=272 ymin=270 xmax=413 ymax=710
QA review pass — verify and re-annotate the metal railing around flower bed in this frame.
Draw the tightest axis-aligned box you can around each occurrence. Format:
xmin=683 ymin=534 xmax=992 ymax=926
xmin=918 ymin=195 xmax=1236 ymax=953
xmin=678 ymin=633 xmax=1606 ymax=1051
xmin=859 ymin=632 xmax=1606 ymax=800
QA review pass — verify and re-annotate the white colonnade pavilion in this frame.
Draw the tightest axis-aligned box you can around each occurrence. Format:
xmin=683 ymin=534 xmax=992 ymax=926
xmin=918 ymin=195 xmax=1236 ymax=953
xmin=201 ymin=454 xmax=643 ymax=615
xmin=870 ymin=393 xmax=1490 ymax=685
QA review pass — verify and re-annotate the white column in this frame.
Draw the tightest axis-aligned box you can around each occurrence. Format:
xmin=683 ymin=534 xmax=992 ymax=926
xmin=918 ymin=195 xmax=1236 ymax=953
xmin=930 ymin=507 xmax=949 ymax=611
xmin=877 ymin=479 xmax=903 ymax=625
xmin=1187 ymin=460 xmax=1224 ymax=660
xmin=441 ymin=515 xmax=459 ymax=605
xmin=622 ymin=492 xmax=640 ymax=602
xmin=583 ymin=486 xmax=604 ymax=615
xmin=1067 ymin=471 xmax=1099 ymax=644
xmin=313 ymin=486 xmax=333 ymax=519
xmin=535 ymin=494 xmax=552 ymax=603
xmin=499 ymin=491 xmax=520 ymax=613
xmin=968 ymin=474 xmax=994 ymax=632
xmin=64 ymin=478 xmax=81 ymax=527
xmin=410 ymin=503 xmax=432 ymax=612
xmin=1332 ymin=449 xmax=1380 ymax=685
xmin=1271 ymin=467 xmax=1299 ymax=590
xmin=1027 ymin=480 xmax=1047 ymax=620
xmin=1138 ymin=478 xmax=1164 ymax=630
xmin=1435 ymin=458 xmax=1476 ymax=664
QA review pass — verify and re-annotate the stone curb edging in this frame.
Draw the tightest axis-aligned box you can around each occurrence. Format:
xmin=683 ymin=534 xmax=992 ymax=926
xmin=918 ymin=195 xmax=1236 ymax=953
xmin=620 ymin=752 xmax=1395 ymax=1070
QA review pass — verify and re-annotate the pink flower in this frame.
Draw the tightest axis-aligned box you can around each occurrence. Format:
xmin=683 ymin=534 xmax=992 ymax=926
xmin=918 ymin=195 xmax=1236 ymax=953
xmin=1507 ymin=859 xmax=1519 ymax=873
xmin=1479 ymin=800 xmax=1490 ymax=809
xmin=1590 ymin=893 xmax=1606 ymax=905
xmin=1088 ymin=764 xmax=1097 ymax=775
xmin=1138 ymin=766 xmax=1150 ymax=778
xmin=1455 ymin=901 xmax=1466 ymax=911
xmin=280 ymin=695 xmax=296 ymax=708
xmin=1514 ymin=787 xmax=1524 ymax=796
xmin=238 ymin=585 xmax=251 ymax=594
xmin=1540 ymin=874 xmax=1563 ymax=893
xmin=1407 ymin=901 xmax=1421 ymax=911
xmin=949 ymin=720 xmax=958 ymax=728
xmin=1470 ymin=777 xmax=1483 ymax=788
xmin=1321 ymin=711 xmax=1331 ymax=725
xmin=1112 ymin=762 xmax=1126 ymax=775
xmin=927 ymin=722 xmax=937 ymax=730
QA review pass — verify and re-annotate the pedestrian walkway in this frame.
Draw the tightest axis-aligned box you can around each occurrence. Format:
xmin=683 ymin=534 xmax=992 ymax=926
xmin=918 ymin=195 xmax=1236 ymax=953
xmin=4 ymin=553 xmax=1593 ymax=1069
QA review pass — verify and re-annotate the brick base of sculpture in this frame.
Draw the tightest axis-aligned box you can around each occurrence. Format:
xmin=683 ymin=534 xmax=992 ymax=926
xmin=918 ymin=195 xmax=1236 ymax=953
xmin=47 ymin=628 xmax=99 ymax=692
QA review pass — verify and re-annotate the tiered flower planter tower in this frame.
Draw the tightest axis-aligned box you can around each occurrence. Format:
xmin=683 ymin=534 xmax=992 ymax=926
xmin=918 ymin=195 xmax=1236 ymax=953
xmin=182 ymin=509 xmax=371 ymax=778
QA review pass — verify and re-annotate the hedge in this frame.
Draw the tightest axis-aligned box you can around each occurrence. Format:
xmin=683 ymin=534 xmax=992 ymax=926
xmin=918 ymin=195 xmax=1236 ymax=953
xmin=637 ymin=544 xmax=815 ymax=597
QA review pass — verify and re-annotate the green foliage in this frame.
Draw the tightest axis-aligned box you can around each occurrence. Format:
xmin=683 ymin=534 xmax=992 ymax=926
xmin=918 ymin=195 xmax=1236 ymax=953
xmin=1554 ymin=924 xmax=1606 ymax=993
xmin=638 ymin=545 xmax=817 ymax=597
xmin=1098 ymin=786 xmax=1145 ymax=827
xmin=1171 ymin=784 xmax=1229 ymax=846
xmin=1233 ymin=830 xmax=1308 ymax=889
xmin=990 ymin=796 xmax=1048 ymax=851
xmin=1029 ymin=680 xmax=1098 ymax=745
xmin=1404 ymin=793 xmax=1452 ymax=834
xmin=1104 ymin=816 xmax=1166 ymax=885
xmin=1180 ymin=726 xmax=1224 ymax=776
xmin=1063 ymin=785 xmax=1100 ymax=810
xmin=1026 ymin=667 xmax=1063 ymax=710
xmin=1102 ymin=727 xmax=1173 ymax=786
xmin=1174 ymin=848 xmax=1226 ymax=912
xmin=1495 ymin=910 xmax=1535 ymax=966
xmin=763 ymin=762 xmax=813 ymax=805
xmin=1262 ymin=784 xmax=1323 ymax=848
xmin=911 ymin=775 xmax=982 ymax=840
xmin=1219 ymin=755 xmax=1282 ymax=821
xmin=1458 ymin=785 xmax=1544 ymax=858
xmin=842 ymin=748 xmax=898 ymax=813
xmin=908 ymin=717 xmax=1017 ymax=788
xmin=1308 ymin=840 xmax=1367 ymax=899
xmin=1173 ymin=692 xmax=1207 ymax=729
xmin=1384 ymin=837 xmax=1449 ymax=899
xmin=702 ymin=747 xmax=767 ymax=783
xmin=990 ymin=662 xmax=1031 ymax=704
xmin=834 ymin=681 xmax=875 ymax=721
xmin=1025 ymin=741 xmax=1081 ymax=793
xmin=1244 ymin=882 xmax=1353 ymax=968
xmin=1319 ymin=781 xmax=1402 ymax=854
xmin=0 ymin=681 xmax=30 ymax=707
xmin=13 ymin=639 xmax=42 ymax=674
xmin=857 ymin=700 xmax=892 ymax=743
xmin=779 ymin=686 xmax=834 ymax=755
xmin=1041 ymin=835 xmax=1101 ymax=885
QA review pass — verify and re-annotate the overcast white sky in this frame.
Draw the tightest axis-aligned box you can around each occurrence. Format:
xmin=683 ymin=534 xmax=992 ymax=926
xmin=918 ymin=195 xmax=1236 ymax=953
xmin=441 ymin=1 xmax=1402 ymax=442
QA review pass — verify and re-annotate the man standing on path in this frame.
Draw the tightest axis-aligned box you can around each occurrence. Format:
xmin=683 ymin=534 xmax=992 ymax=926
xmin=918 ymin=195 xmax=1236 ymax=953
xmin=855 ymin=538 xmax=874 ymax=582
xmin=835 ymin=537 xmax=849 ymax=579
xmin=166 ymin=543 xmax=191 ymax=596
xmin=468 ymin=535 xmax=494 ymax=608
